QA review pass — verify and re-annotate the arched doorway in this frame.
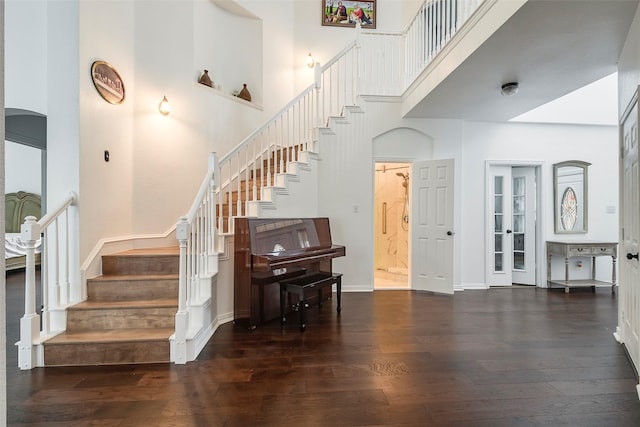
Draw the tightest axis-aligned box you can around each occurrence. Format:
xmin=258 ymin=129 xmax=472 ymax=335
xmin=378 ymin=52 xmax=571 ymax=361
xmin=5 ymin=108 xmax=47 ymax=211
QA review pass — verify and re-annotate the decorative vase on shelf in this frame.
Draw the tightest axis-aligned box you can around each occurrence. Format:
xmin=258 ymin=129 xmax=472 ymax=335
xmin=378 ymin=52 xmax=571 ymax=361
xmin=198 ymin=70 xmax=213 ymax=87
xmin=238 ymin=84 xmax=251 ymax=102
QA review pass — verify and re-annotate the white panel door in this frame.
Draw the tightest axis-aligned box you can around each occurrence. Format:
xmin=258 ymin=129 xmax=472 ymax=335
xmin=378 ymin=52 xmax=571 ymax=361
xmin=621 ymin=96 xmax=640 ymax=372
xmin=411 ymin=159 xmax=454 ymax=294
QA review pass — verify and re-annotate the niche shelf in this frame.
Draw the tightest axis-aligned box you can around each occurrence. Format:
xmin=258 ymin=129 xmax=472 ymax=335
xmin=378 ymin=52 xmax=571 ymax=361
xmin=196 ymin=81 xmax=263 ymax=111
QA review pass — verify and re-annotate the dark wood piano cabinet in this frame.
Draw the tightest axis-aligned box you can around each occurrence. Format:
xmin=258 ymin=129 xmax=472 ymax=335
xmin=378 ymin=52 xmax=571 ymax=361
xmin=233 ymin=217 xmax=345 ymax=329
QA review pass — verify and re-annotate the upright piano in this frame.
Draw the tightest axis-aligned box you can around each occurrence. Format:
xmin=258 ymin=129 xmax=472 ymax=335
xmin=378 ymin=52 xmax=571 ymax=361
xmin=234 ymin=217 xmax=345 ymax=328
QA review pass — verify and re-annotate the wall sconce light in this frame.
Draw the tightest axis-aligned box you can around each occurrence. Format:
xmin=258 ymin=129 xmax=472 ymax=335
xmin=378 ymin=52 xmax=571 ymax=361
xmin=158 ymin=96 xmax=171 ymax=115
xmin=306 ymin=53 xmax=315 ymax=68
xmin=500 ymin=82 xmax=519 ymax=96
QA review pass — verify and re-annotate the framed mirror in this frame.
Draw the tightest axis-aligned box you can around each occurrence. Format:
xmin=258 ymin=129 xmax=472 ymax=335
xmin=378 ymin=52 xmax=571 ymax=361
xmin=553 ymin=160 xmax=591 ymax=234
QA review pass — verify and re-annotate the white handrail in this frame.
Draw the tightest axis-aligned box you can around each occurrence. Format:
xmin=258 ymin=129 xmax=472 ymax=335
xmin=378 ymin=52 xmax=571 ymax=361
xmin=320 ymin=40 xmax=357 ymax=72
xmin=215 ymin=40 xmax=362 ymax=235
xmin=37 ymin=194 xmax=75 ymax=229
xmin=219 ymin=85 xmax=316 ymax=166
xmin=18 ymin=191 xmax=77 ymax=370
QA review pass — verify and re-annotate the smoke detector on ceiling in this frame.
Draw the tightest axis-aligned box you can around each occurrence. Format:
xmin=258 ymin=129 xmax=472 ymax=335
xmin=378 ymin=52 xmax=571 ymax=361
xmin=501 ymin=82 xmax=519 ymax=96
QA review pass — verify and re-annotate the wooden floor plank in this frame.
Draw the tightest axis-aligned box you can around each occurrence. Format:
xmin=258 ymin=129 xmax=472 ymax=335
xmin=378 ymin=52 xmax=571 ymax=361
xmin=5 ymin=271 xmax=640 ymax=426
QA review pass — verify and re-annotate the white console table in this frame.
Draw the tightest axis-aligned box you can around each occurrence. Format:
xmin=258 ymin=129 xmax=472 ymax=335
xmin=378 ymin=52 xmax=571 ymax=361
xmin=546 ymin=241 xmax=617 ymax=293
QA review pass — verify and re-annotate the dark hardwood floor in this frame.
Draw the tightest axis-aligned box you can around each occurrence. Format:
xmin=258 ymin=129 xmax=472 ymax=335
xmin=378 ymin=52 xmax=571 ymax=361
xmin=6 ymin=270 xmax=640 ymax=426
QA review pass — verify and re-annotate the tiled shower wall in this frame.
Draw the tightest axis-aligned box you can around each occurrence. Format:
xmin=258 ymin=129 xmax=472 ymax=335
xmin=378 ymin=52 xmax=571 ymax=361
xmin=374 ymin=163 xmax=409 ymax=273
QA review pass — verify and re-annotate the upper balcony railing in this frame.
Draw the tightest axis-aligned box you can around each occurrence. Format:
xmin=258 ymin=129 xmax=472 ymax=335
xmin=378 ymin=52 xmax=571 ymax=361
xmin=359 ymin=0 xmax=484 ymax=95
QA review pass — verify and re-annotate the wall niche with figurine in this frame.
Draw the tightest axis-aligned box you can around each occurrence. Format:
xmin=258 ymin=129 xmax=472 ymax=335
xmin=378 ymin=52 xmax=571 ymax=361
xmin=193 ymin=1 xmax=263 ymax=108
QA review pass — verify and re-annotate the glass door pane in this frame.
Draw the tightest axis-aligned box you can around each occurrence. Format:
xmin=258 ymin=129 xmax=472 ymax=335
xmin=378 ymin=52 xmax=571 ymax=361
xmin=494 ymin=176 xmax=504 ymax=272
xmin=513 ymin=176 xmax=525 ymax=271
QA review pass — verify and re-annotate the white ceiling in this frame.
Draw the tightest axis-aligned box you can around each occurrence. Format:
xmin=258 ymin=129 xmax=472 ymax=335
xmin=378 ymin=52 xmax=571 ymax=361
xmin=404 ymin=0 xmax=640 ymax=122
xmin=511 ymin=72 xmax=618 ymax=125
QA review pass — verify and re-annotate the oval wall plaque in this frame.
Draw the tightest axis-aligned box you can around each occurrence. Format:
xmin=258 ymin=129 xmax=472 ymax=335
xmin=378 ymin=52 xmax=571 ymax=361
xmin=91 ymin=60 xmax=125 ymax=105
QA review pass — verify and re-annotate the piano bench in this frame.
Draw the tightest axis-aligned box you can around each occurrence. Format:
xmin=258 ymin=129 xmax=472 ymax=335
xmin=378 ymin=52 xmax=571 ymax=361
xmin=279 ymin=272 xmax=343 ymax=331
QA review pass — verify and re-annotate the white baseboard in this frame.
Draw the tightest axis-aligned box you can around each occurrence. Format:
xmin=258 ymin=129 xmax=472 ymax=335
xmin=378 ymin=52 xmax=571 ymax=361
xmin=343 ymin=285 xmax=374 ymax=292
xmin=461 ymin=282 xmax=489 ymax=290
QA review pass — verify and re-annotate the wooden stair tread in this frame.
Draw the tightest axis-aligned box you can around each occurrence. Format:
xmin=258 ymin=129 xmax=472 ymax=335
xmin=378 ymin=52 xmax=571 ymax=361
xmin=46 ymin=328 xmax=174 ymax=344
xmin=112 ymin=247 xmax=179 ymax=256
xmin=70 ymin=298 xmax=178 ymax=309
xmin=90 ymin=273 xmax=179 ymax=282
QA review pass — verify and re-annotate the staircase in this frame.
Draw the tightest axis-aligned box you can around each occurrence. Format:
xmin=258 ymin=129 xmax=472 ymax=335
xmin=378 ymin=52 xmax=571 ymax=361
xmin=42 ymin=145 xmax=311 ymax=366
xmin=218 ymin=144 xmax=307 ymax=233
xmin=43 ymin=247 xmax=179 ymax=366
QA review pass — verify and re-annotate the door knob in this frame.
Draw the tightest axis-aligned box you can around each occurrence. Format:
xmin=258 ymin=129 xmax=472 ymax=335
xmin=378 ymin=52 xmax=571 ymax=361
xmin=506 ymin=229 xmax=512 ymax=234
xmin=626 ymin=252 xmax=639 ymax=260
xmin=447 ymin=231 xmax=455 ymax=236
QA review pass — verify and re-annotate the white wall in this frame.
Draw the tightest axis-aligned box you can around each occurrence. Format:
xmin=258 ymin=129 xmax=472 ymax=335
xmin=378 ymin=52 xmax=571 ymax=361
xmin=77 ymin=0 xmax=133 ymax=260
xmin=618 ymin=4 xmax=640 ymax=118
xmin=316 ymin=95 xmax=618 ymax=292
xmin=460 ymin=121 xmax=619 ymax=287
xmin=318 ymin=100 xmax=444 ymax=291
xmin=47 ymin=0 xmax=81 ymax=288
xmin=236 ymin=0 xmax=296 ymax=117
xmin=4 ymin=141 xmax=41 ymax=194
xmin=290 ymin=0 xmax=408 ymax=94
xmin=195 ymin=2 xmax=263 ymax=104
xmin=4 ymin=0 xmax=47 ymax=114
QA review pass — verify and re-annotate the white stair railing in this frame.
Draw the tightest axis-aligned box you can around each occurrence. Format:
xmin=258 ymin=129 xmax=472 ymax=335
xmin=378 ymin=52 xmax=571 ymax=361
xmin=216 ymin=41 xmax=360 ymax=235
xmin=174 ymin=152 xmax=219 ymax=364
xmin=18 ymin=192 xmax=76 ymax=370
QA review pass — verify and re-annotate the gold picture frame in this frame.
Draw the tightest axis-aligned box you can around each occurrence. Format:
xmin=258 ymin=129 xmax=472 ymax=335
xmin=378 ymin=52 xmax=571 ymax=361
xmin=91 ymin=60 xmax=125 ymax=105
xmin=322 ymin=0 xmax=376 ymax=29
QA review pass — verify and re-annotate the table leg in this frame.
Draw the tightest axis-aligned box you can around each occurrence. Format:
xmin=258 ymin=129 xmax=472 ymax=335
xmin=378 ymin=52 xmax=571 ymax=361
xmin=612 ymin=255 xmax=617 ymax=294
xmin=336 ymin=277 xmax=342 ymax=314
xmin=565 ymin=256 xmax=570 ymax=293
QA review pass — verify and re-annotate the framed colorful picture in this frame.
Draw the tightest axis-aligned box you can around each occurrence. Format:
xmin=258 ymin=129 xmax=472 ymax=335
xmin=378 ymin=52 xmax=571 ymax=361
xmin=322 ymin=0 xmax=376 ymax=29
xmin=91 ymin=60 xmax=125 ymax=105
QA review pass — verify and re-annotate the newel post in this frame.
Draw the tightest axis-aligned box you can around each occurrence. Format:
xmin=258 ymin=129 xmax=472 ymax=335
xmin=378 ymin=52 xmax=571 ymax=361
xmin=174 ymin=216 xmax=190 ymax=364
xmin=18 ymin=216 xmax=41 ymax=369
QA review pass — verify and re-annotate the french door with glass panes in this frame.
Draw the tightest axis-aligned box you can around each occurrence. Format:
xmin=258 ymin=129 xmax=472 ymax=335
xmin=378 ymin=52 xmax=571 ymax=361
xmin=487 ymin=166 xmax=536 ymax=286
